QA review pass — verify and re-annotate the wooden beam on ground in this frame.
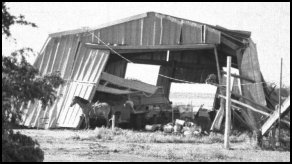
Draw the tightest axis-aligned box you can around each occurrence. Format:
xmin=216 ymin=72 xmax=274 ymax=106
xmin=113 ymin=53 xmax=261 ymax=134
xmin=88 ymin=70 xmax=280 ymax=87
xmin=261 ymin=95 xmax=290 ymax=135
xmin=100 ymin=72 xmax=158 ymax=94
xmin=85 ymin=43 xmax=215 ymax=51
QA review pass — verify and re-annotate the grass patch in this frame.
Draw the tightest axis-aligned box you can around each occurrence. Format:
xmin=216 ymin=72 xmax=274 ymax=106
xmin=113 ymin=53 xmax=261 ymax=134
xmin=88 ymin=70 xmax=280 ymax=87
xmin=67 ymin=127 xmax=250 ymax=145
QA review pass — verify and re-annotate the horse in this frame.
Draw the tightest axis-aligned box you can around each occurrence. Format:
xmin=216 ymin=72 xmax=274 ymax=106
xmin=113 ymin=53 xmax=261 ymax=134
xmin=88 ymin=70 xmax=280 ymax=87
xmin=70 ymin=96 xmax=111 ymax=129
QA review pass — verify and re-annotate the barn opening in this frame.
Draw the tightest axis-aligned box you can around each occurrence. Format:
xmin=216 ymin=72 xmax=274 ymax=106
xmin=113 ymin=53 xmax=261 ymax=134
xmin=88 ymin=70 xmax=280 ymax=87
xmin=124 ymin=63 xmax=160 ymax=85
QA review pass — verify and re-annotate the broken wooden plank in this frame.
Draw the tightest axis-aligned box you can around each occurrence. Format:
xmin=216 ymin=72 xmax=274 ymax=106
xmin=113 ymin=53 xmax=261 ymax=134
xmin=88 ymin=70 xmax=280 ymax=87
xmin=231 ymin=92 xmax=272 ymax=113
xmin=231 ymin=92 xmax=290 ymax=126
xmin=96 ymin=85 xmax=135 ymax=95
xmin=261 ymin=95 xmax=290 ymax=135
xmin=218 ymin=94 xmax=270 ymax=116
xmin=100 ymin=72 xmax=158 ymax=94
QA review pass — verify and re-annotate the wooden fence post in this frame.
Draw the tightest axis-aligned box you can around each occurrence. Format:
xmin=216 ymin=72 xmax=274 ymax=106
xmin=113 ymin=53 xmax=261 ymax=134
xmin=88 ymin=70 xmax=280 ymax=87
xmin=224 ymin=56 xmax=232 ymax=149
xmin=112 ymin=114 xmax=115 ymax=131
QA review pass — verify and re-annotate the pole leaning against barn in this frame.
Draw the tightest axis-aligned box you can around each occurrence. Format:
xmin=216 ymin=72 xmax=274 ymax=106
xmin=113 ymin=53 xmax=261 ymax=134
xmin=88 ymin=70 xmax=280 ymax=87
xmin=224 ymin=56 xmax=232 ymax=149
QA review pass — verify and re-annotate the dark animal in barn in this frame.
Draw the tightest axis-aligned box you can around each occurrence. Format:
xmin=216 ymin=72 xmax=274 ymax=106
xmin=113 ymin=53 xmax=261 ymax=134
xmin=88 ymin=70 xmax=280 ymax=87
xmin=70 ymin=96 xmax=111 ymax=129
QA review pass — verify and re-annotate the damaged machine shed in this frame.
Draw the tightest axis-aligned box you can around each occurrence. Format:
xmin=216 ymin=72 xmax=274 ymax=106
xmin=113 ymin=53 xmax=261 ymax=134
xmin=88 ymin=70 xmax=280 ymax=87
xmin=20 ymin=12 xmax=289 ymax=134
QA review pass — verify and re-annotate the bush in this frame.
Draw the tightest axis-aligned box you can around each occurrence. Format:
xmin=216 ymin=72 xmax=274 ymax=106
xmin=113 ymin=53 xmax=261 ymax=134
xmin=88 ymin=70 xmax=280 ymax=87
xmin=2 ymin=131 xmax=44 ymax=162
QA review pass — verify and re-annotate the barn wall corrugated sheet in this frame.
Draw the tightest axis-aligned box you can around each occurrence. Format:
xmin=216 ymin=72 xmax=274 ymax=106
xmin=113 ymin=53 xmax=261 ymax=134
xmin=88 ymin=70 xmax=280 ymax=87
xmin=86 ymin=12 xmax=220 ymax=47
xmin=56 ymin=47 xmax=109 ymax=128
xmin=20 ymin=35 xmax=109 ymax=128
xmin=181 ymin=21 xmax=203 ymax=44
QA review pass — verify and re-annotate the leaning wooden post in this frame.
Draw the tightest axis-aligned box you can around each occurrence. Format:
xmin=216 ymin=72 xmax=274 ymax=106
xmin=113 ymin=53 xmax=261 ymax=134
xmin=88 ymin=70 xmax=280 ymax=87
xmin=111 ymin=114 xmax=115 ymax=131
xmin=210 ymin=46 xmax=225 ymax=131
xmin=224 ymin=56 xmax=232 ymax=149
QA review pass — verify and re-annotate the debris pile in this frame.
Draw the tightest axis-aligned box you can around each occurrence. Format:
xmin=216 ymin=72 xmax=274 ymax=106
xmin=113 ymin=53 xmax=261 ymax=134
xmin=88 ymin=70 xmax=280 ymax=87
xmin=145 ymin=119 xmax=208 ymax=137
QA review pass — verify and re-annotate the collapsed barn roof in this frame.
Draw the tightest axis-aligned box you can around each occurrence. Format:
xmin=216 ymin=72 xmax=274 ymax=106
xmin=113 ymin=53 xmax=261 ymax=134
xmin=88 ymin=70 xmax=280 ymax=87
xmin=20 ymin=12 xmax=282 ymax=132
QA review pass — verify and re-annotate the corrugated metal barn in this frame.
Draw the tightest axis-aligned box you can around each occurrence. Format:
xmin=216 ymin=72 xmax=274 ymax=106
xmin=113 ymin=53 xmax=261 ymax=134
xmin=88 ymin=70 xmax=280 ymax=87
xmin=20 ymin=12 xmax=269 ymax=131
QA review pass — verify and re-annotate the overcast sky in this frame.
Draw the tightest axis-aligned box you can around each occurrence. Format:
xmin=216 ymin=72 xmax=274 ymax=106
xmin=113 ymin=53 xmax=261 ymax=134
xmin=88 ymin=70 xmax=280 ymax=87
xmin=2 ymin=2 xmax=290 ymax=87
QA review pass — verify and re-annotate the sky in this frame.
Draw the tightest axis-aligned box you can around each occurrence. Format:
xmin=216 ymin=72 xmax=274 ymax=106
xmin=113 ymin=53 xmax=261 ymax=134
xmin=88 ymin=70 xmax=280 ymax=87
xmin=2 ymin=2 xmax=290 ymax=87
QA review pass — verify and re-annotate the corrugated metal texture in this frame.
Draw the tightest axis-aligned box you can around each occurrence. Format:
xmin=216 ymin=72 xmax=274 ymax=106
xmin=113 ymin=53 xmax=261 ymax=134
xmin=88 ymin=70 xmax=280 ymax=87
xmin=205 ymin=26 xmax=221 ymax=44
xmin=86 ymin=12 xmax=219 ymax=47
xmin=104 ymin=60 xmax=128 ymax=78
xmin=154 ymin=13 xmax=182 ymax=45
xmin=20 ymin=34 xmax=81 ymax=128
xmin=181 ymin=21 xmax=203 ymax=44
xmin=46 ymin=12 xmax=227 ymax=48
xmin=56 ymin=46 xmax=109 ymax=128
xmin=21 ymin=101 xmax=38 ymax=127
xmin=34 ymin=35 xmax=80 ymax=78
xmin=239 ymin=39 xmax=267 ymax=130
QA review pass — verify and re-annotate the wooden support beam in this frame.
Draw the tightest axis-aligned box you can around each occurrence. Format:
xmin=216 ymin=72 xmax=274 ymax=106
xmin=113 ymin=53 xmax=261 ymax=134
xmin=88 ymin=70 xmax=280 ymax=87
xmin=210 ymin=46 xmax=225 ymax=131
xmin=100 ymin=72 xmax=158 ymax=94
xmin=231 ymin=92 xmax=290 ymax=126
xmin=214 ymin=46 xmax=222 ymax=83
xmin=85 ymin=43 xmax=215 ymax=51
xmin=221 ymin=70 xmax=256 ymax=83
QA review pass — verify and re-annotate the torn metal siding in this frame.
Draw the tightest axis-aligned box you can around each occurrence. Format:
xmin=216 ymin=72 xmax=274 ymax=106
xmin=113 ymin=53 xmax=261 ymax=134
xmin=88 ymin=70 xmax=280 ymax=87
xmin=238 ymin=39 xmax=267 ymax=130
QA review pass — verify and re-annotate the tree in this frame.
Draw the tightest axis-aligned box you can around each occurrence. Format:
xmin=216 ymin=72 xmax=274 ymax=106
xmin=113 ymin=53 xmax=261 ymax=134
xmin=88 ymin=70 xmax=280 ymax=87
xmin=2 ymin=2 xmax=37 ymax=38
xmin=2 ymin=2 xmax=64 ymax=162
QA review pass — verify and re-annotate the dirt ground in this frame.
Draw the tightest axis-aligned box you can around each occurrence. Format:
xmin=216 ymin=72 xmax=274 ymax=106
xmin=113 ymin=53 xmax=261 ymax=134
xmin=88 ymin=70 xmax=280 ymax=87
xmin=16 ymin=129 xmax=290 ymax=162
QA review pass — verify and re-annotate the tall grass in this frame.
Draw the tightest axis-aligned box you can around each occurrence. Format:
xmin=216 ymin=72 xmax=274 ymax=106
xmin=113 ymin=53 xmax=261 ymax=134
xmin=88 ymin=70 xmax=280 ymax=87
xmin=76 ymin=127 xmax=249 ymax=144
